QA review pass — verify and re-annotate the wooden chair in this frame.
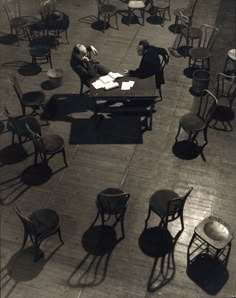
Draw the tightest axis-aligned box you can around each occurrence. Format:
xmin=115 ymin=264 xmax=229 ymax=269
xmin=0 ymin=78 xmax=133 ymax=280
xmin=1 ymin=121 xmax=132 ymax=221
xmin=11 ymin=75 xmax=46 ymax=116
xmin=96 ymin=0 xmax=118 ymax=32
xmin=145 ymin=187 xmax=193 ymax=230
xmin=188 ymin=24 xmax=220 ymax=70
xmin=14 ymin=205 xmax=64 ymax=261
xmin=157 ymin=50 xmax=169 ymax=100
xmin=175 ymin=90 xmax=218 ymax=146
xmin=128 ymin=0 xmax=146 ymax=26
xmin=150 ymin=0 xmax=171 ymax=27
xmin=96 ymin=188 xmax=130 ymax=238
xmin=26 ymin=122 xmax=68 ymax=167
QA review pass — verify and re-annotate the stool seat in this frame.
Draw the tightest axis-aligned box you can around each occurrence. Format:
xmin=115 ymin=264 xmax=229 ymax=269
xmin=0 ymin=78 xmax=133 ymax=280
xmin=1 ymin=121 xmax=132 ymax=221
xmin=128 ymin=1 xmax=145 ymax=9
xmin=228 ymin=49 xmax=236 ymax=61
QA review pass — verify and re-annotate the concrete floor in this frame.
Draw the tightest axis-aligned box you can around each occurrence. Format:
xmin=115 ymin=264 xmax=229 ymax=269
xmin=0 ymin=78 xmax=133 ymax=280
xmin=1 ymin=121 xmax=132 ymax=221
xmin=0 ymin=0 xmax=236 ymax=297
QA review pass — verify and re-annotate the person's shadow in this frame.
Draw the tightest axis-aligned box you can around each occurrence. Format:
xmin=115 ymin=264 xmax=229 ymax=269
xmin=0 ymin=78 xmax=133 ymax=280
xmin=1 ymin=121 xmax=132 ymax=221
xmin=139 ymin=226 xmax=182 ymax=292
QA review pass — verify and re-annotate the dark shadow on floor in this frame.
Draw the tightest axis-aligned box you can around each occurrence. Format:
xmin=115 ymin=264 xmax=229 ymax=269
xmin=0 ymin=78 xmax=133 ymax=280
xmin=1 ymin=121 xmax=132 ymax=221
xmin=146 ymin=15 xmax=163 ymax=25
xmin=0 ymin=144 xmax=28 ymax=166
xmin=168 ymin=24 xmax=181 ymax=34
xmin=172 ymin=140 xmax=204 ymax=160
xmin=0 ymin=32 xmax=17 ymax=45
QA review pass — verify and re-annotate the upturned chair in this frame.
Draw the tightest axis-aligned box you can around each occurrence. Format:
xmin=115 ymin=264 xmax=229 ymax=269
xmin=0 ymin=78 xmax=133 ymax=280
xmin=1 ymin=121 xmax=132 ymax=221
xmin=188 ymin=24 xmax=220 ymax=70
xmin=4 ymin=106 xmax=41 ymax=145
xmin=14 ymin=205 xmax=64 ymax=261
xmin=175 ymin=90 xmax=218 ymax=146
xmin=26 ymin=122 xmax=68 ymax=167
xmin=145 ymin=187 xmax=193 ymax=230
xmin=128 ymin=0 xmax=145 ymax=26
xmin=11 ymin=75 xmax=46 ymax=116
xmin=210 ymin=73 xmax=236 ymax=131
xmin=96 ymin=188 xmax=130 ymax=238
xmin=96 ymin=0 xmax=118 ymax=32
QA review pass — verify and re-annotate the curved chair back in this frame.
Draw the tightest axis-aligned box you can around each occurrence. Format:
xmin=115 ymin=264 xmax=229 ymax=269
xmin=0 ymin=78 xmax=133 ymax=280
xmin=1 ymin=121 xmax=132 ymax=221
xmin=14 ymin=205 xmax=37 ymax=236
xmin=159 ymin=50 xmax=169 ymax=72
xmin=4 ymin=105 xmax=18 ymax=131
xmin=25 ymin=122 xmax=45 ymax=158
xmin=217 ymin=73 xmax=236 ymax=108
xmin=2 ymin=0 xmax=21 ymax=22
xmin=197 ymin=90 xmax=218 ymax=124
xmin=167 ymin=187 xmax=193 ymax=222
xmin=186 ymin=0 xmax=198 ymax=17
xmin=11 ymin=75 xmax=24 ymax=107
xmin=40 ymin=0 xmax=56 ymax=18
xmin=197 ymin=24 xmax=219 ymax=51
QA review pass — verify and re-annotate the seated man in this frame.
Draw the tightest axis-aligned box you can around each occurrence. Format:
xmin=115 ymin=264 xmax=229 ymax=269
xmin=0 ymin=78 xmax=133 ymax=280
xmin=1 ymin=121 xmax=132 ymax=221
xmin=70 ymin=44 xmax=109 ymax=88
xmin=125 ymin=40 xmax=169 ymax=88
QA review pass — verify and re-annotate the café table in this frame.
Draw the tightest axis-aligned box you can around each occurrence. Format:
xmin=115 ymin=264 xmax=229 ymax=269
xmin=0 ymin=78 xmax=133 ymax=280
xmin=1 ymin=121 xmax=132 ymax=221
xmin=89 ymin=76 xmax=157 ymax=130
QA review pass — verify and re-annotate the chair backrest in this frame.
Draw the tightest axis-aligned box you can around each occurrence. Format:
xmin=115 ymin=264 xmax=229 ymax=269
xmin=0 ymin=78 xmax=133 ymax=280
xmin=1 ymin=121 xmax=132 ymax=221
xmin=40 ymin=0 xmax=56 ymax=18
xmin=186 ymin=0 xmax=198 ymax=17
xmin=97 ymin=191 xmax=130 ymax=216
xmin=3 ymin=105 xmax=21 ymax=136
xmin=2 ymin=0 xmax=21 ymax=22
xmin=14 ymin=205 xmax=37 ymax=236
xmin=216 ymin=73 xmax=236 ymax=108
xmin=197 ymin=90 xmax=218 ymax=124
xmin=197 ymin=24 xmax=219 ymax=50
xmin=25 ymin=123 xmax=45 ymax=157
xmin=167 ymin=187 xmax=193 ymax=221
xmin=159 ymin=50 xmax=169 ymax=72
xmin=11 ymin=75 xmax=24 ymax=106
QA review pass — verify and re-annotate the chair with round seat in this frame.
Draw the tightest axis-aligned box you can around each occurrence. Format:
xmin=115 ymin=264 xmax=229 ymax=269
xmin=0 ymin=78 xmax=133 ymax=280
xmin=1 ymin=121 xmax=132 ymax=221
xmin=150 ymin=0 xmax=171 ymax=27
xmin=128 ymin=0 xmax=146 ymax=26
xmin=96 ymin=0 xmax=118 ymax=32
xmin=11 ymin=75 xmax=46 ymax=117
xmin=223 ymin=49 xmax=236 ymax=77
xmin=14 ymin=205 xmax=64 ymax=262
xmin=145 ymin=187 xmax=193 ymax=230
xmin=96 ymin=188 xmax=130 ymax=238
xmin=26 ymin=122 xmax=68 ymax=167
xmin=210 ymin=73 xmax=236 ymax=131
xmin=4 ymin=106 xmax=41 ymax=145
xmin=173 ymin=0 xmax=198 ymax=34
xmin=175 ymin=90 xmax=218 ymax=147
xmin=187 ymin=216 xmax=234 ymax=266
xmin=188 ymin=24 xmax=220 ymax=71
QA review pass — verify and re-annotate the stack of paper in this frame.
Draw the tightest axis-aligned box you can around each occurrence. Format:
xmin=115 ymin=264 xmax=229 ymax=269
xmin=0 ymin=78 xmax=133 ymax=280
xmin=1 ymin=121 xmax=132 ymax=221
xmin=108 ymin=72 xmax=124 ymax=80
xmin=92 ymin=80 xmax=105 ymax=89
xmin=104 ymin=81 xmax=119 ymax=90
xmin=121 ymin=81 xmax=135 ymax=90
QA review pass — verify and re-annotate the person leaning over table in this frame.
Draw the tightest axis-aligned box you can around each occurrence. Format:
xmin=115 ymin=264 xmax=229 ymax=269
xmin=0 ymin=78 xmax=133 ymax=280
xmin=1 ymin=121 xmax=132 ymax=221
xmin=124 ymin=40 xmax=169 ymax=89
xmin=70 ymin=44 xmax=110 ymax=87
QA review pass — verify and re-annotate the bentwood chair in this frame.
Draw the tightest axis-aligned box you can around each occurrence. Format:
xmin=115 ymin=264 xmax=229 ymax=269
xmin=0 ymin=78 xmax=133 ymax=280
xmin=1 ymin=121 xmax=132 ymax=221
xmin=128 ymin=0 xmax=146 ymax=26
xmin=174 ymin=0 xmax=198 ymax=34
xmin=2 ymin=0 xmax=27 ymax=45
xmin=26 ymin=122 xmax=68 ymax=167
xmin=176 ymin=11 xmax=201 ymax=57
xmin=14 ymin=205 xmax=64 ymax=261
xmin=96 ymin=0 xmax=118 ymax=32
xmin=150 ymin=0 xmax=171 ymax=27
xmin=156 ymin=49 xmax=169 ymax=100
xmin=4 ymin=106 xmax=41 ymax=145
xmin=210 ymin=73 xmax=236 ymax=131
xmin=11 ymin=76 xmax=46 ymax=116
xmin=175 ymin=90 xmax=218 ymax=146
xmin=96 ymin=188 xmax=130 ymax=238
xmin=187 ymin=216 xmax=234 ymax=267
xmin=145 ymin=187 xmax=193 ymax=230
xmin=188 ymin=24 xmax=220 ymax=70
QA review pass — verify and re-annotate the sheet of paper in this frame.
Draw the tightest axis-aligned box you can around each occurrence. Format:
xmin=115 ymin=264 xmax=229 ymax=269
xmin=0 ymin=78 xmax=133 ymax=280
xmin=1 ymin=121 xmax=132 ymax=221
xmin=121 ymin=82 xmax=131 ymax=90
xmin=108 ymin=72 xmax=124 ymax=80
xmin=99 ymin=75 xmax=114 ymax=84
xmin=129 ymin=80 xmax=135 ymax=87
xmin=92 ymin=80 xmax=105 ymax=89
xmin=104 ymin=81 xmax=119 ymax=90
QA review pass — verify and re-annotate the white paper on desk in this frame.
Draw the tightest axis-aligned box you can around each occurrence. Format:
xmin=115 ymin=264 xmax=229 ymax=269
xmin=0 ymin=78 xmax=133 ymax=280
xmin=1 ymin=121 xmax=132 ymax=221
xmin=129 ymin=80 xmax=135 ymax=87
xmin=104 ymin=81 xmax=119 ymax=90
xmin=108 ymin=72 xmax=124 ymax=80
xmin=121 ymin=82 xmax=131 ymax=90
xmin=92 ymin=80 xmax=105 ymax=89
xmin=99 ymin=75 xmax=114 ymax=84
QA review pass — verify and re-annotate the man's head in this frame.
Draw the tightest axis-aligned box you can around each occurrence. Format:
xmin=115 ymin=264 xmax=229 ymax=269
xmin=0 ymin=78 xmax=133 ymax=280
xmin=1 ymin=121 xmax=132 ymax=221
xmin=75 ymin=44 xmax=87 ymax=59
xmin=137 ymin=40 xmax=150 ymax=56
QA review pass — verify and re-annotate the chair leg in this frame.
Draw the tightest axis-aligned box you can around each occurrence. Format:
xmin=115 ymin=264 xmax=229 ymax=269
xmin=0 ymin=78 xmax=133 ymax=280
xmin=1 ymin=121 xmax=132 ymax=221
xmin=142 ymin=9 xmax=145 ymax=25
xmin=65 ymin=30 xmax=69 ymax=44
xmin=120 ymin=217 xmax=125 ymax=239
xmin=48 ymin=54 xmax=53 ymax=69
xmin=58 ymin=227 xmax=64 ymax=244
xmin=128 ymin=9 xmax=131 ymax=26
xmin=203 ymin=127 xmax=208 ymax=145
xmin=62 ymin=148 xmax=68 ymax=167
xmin=145 ymin=206 xmax=151 ymax=228
xmin=180 ymin=214 xmax=184 ymax=231
xmin=33 ymin=241 xmax=40 ymax=262
xmin=115 ymin=13 xmax=119 ymax=30
xmin=158 ymin=86 xmax=163 ymax=101
xmin=175 ymin=123 xmax=181 ymax=142
xmin=21 ymin=229 xmax=29 ymax=249
xmin=174 ymin=16 xmax=179 ymax=34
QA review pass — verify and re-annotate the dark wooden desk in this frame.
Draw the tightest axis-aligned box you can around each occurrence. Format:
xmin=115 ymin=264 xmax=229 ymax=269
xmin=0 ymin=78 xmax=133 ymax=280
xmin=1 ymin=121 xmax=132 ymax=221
xmin=89 ymin=76 xmax=157 ymax=130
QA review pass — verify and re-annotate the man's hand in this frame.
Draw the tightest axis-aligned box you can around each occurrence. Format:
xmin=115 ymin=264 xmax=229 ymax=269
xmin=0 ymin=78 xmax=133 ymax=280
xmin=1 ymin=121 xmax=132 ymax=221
xmin=82 ymin=56 xmax=90 ymax=62
xmin=124 ymin=69 xmax=130 ymax=76
xmin=90 ymin=45 xmax=98 ymax=56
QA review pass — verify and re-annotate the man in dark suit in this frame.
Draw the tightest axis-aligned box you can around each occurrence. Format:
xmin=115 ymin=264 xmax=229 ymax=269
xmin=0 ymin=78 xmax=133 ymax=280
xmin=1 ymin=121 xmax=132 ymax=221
xmin=70 ymin=44 xmax=110 ymax=87
xmin=125 ymin=40 xmax=169 ymax=88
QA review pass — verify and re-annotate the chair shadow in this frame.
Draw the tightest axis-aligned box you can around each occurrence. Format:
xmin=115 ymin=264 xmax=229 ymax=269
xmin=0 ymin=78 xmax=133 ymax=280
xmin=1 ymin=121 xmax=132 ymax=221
xmin=41 ymin=80 xmax=59 ymax=90
xmin=1 ymin=244 xmax=62 ymax=297
xmin=168 ymin=24 xmax=181 ymax=34
xmin=1 ymin=61 xmax=40 ymax=76
xmin=0 ymin=144 xmax=28 ymax=166
xmin=67 ymin=222 xmax=123 ymax=287
xmin=209 ymin=107 xmax=235 ymax=131
xmin=0 ymin=32 xmax=18 ymax=45
xmin=146 ymin=16 xmax=163 ymax=25
xmin=186 ymin=253 xmax=229 ymax=295
xmin=139 ymin=227 xmax=182 ymax=292
xmin=121 ymin=15 xmax=141 ymax=26
xmin=172 ymin=140 xmax=205 ymax=161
